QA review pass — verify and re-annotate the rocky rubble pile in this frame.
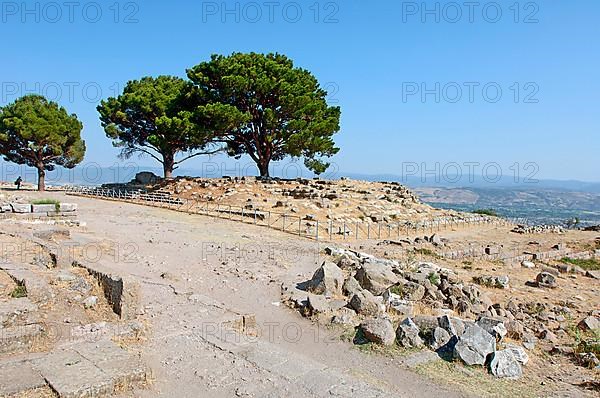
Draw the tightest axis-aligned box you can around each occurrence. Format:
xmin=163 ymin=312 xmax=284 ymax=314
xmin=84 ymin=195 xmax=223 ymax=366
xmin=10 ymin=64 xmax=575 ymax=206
xmin=512 ymin=224 xmax=565 ymax=234
xmin=142 ymin=176 xmax=459 ymax=224
xmin=283 ymin=247 xmax=600 ymax=379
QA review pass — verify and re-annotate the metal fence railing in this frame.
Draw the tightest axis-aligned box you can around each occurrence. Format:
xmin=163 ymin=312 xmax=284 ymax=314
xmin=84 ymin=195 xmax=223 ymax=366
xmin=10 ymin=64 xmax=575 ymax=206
xmin=64 ymin=186 xmax=512 ymax=242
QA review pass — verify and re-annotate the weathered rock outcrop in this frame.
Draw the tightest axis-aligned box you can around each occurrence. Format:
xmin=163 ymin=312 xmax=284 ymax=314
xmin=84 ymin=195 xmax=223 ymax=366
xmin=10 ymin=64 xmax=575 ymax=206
xmin=453 ymin=325 xmax=496 ymax=366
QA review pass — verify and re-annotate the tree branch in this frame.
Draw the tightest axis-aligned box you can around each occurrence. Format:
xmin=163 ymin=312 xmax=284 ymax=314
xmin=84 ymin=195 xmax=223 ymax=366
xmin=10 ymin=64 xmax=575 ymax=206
xmin=174 ymin=147 xmax=225 ymax=165
xmin=129 ymin=147 xmax=163 ymax=164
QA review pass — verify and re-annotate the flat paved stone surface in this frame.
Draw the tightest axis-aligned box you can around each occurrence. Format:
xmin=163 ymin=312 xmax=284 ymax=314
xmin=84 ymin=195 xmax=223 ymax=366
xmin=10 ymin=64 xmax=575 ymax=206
xmin=0 ymin=262 xmax=53 ymax=302
xmin=35 ymin=348 xmax=112 ymax=398
xmin=0 ymin=358 xmax=46 ymax=396
xmin=0 ymin=297 xmax=38 ymax=316
xmin=0 ymin=324 xmax=43 ymax=354
xmin=31 ymin=340 xmax=147 ymax=398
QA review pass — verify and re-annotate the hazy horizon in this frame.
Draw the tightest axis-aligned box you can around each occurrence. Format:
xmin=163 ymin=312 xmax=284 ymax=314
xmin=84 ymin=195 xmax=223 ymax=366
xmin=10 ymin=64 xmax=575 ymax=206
xmin=2 ymin=160 xmax=599 ymax=189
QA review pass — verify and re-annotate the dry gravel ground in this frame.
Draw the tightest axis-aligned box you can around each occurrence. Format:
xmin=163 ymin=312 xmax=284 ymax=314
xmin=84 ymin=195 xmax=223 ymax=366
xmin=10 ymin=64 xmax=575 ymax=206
xmin=5 ymin=189 xmax=598 ymax=397
xmin=13 ymin=191 xmax=468 ymax=397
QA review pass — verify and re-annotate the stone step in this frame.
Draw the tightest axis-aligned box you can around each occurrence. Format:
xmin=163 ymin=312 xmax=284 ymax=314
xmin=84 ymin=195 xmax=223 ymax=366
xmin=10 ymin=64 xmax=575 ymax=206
xmin=0 ymin=263 xmax=53 ymax=303
xmin=0 ymin=324 xmax=44 ymax=354
xmin=0 ymin=358 xmax=47 ymax=396
xmin=0 ymin=340 xmax=148 ymax=398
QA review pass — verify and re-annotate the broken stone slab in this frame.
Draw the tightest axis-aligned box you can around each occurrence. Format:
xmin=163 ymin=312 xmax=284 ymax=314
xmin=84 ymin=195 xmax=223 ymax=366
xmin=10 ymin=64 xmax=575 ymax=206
xmin=438 ymin=315 xmax=465 ymax=337
xmin=307 ymin=261 xmax=344 ymax=296
xmin=325 ymin=246 xmax=358 ymax=261
xmin=430 ymin=234 xmax=443 ymax=246
xmin=342 ymin=276 xmax=363 ymax=297
xmin=0 ymin=297 xmax=38 ymax=317
xmin=306 ymin=294 xmax=346 ymax=316
xmin=586 ymin=270 xmax=600 ymax=279
xmin=0 ymin=359 xmax=47 ymax=396
xmin=489 ymin=350 xmax=523 ymax=379
xmin=359 ymin=317 xmax=396 ymax=346
xmin=365 ymin=256 xmax=401 ymax=270
xmin=418 ymin=261 xmax=456 ymax=277
xmin=521 ymin=260 xmax=536 ymax=269
xmin=34 ymin=349 xmax=114 ymax=398
xmin=59 ymin=203 xmax=78 ymax=212
xmin=535 ymin=272 xmax=557 ymax=288
xmin=281 ymin=284 xmax=309 ymax=308
xmin=496 ymin=275 xmax=510 ymax=289
xmin=83 ymin=295 xmax=98 ymax=309
xmin=428 ymin=327 xmax=451 ymax=351
xmin=396 ymin=318 xmax=424 ymax=348
xmin=336 ymin=254 xmax=360 ymax=270
xmin=0 ymin=262 xmax=53 ymax=303
xmin=504 ymin=343 xmax=529 ymax=365
xmin=330 ymin=307 xmax=359 ymax=327
xmin=522 ymin=333 xmax=537 ymax=350
xmin=0 ymin=324 xmax=43 ymax=354
xmin=476 ymin=317 xmax=508 ymax=341
xmin=24 ymin=236 xmax=62 ymax=268
xmin=349 ymin=289 xmax=384 ymax=317
xmin=412 ymin=315 xmax=439 ymax=336
xmin=32 ymin=204 xmax=58 ymax=213
xmin=56 ymin=271 xmax=77 ymax=282
xmin=541 ymin=266 xmax=560 ymax=276
xmin=354 ymin=261 xmax=399 ymax=295
xmin=407 ymin=271 xmax=430 ymax=286
xmin=399 ymin=281 xmax=426 ymax=301
xmin=505 ymin=320 xmax=525 ymax=340
xmin=72 ymin=340 xmax=148 ymax=388
xmin=32 ymin=341 xmax=147 ymax=398
xmin=10 ymin=203 xmax=31 ymax=213
xmin=453 ymin=324 xmax=496 ymax=366
xmin=33 ymin=228 xmax=71 ymax=241
xmin=382 ymin=290 xmax=414 ymax=316
xmin=578 ymin=316 xmax=600 ymax=331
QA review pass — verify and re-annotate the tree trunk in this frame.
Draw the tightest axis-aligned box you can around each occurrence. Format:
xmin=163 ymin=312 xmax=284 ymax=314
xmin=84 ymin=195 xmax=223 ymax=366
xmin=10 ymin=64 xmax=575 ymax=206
xmin=162 ymin=153 xmax=175 ymax=179
xmin=37 ymin=166 xmax=46 ymax=192
xmin=258 ymin=160 xmax=270 ymax=178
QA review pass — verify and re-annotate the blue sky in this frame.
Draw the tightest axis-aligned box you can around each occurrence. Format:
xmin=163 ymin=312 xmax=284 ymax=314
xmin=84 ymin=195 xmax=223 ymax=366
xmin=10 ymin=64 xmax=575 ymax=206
xmin=1 ymin=0 xmax=599 ymax=183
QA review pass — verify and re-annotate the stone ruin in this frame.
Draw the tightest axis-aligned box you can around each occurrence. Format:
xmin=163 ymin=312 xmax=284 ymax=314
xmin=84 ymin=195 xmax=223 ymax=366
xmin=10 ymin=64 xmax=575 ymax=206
xmin=283 ymin=247 xmax=600 ymax=379
xmin=0 ymin=205 xmax=147 ymax=397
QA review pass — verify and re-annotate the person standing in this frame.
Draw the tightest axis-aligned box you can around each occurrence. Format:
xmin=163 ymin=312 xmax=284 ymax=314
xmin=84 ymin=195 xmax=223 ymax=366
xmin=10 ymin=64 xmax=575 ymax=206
xmin=14 ymin=176 xmax=22 ymax=190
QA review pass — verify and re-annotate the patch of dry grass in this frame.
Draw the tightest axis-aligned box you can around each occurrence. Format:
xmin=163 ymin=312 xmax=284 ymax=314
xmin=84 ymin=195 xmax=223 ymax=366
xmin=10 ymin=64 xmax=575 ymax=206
xmin=413 ymin=359 xmax=540 ymax=398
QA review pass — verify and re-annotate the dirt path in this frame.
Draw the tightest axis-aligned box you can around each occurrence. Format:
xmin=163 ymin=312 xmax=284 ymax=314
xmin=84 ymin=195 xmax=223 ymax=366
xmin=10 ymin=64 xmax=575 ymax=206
xmin=44 ymin=193 xmax=470 ymax=397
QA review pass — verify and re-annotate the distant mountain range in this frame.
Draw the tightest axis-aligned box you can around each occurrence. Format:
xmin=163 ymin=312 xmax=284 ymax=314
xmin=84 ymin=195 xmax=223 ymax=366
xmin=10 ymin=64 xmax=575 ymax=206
xmin=343 ymin=172 xmax=600 ymax=193
xmin=414 ymin=187 xmax=600 ymax=210
xmin=412 ymin=186 xmax=600 ymax=226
